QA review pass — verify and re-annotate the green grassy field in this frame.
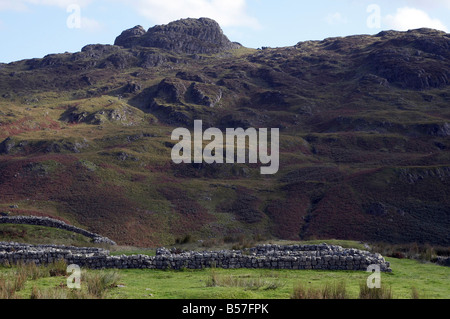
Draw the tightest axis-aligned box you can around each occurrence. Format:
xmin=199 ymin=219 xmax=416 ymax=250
xmin=0 ymin=227 xmax=448 ymax=299
xmin=1 ymin=257 xmax=446 ymax=300
xmin=0 ymin=224 xmax=93 ymax=246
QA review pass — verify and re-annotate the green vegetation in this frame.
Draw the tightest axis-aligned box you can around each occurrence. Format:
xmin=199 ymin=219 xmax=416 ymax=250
xmin=0 ymin=259 xmax=121 ymax=299
xmin=0 ymin=224 xmax=93 ymax=246
xmin=371 ymin=242 xmax=450 ymax=262
xmin=359 ymin=282 xmax=393 ymax=299
xmin=0 ymin=257 xmax=447 ymax=299
xmin=81 ymin=270 xmax=122 ymax=299
xmin=291 ymin=281 xmax=348 ymax=299
xmin=0 ymin=259 xmax=67 ymax=299
xmin=206 ymin=267 xmax=285 ymax=291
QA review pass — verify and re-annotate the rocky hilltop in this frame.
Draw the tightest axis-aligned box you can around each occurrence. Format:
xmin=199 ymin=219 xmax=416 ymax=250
xmin=114 ymin=17 xmax=241 ymax=54
xmin=0 ymin=19 xmax=449 ymax=247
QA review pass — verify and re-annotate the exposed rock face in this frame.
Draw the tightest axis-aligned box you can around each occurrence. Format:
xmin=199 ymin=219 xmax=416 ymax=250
xmin=397 ymin=166 xmax=450 ymax=184
xmin=377 ymin=28 xmax=450 ymax=58
xmin=187 ymin=83 xmax=223 ymax=107
xmin=79 ymin=44 xmax=120 ymax=59
xmin=124 ymin=81 xmax=142 ymax=94
xmin=368 ymin=48 xmax=450 ymax=90
xmin=0 ymin=137 xmax=15 ymax=154
xmin=414 ymin=122 xmax=450 ymax=137
xmin=114 ymin=25 xmax=147 ymax=48
xmin=114 ymin=18 xmax=241 ymax=54
xmin=138 ymin=51 xmax=169 ymax=68
xmin=155 ymin=78 xmax=187 ymax=103
xmin=367 ymin=29 xmax=450 ymax=90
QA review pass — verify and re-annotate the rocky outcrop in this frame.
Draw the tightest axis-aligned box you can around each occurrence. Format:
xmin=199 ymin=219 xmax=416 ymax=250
xmin=77 ymin=44 xmax=120 ymax=60
xmin=114 ymin=25 xmax=147 ymax=48
xmin=114 ymin=18 xmax=241 ymax=54
xmin=101 ymin=51 xmax=138 ymax=69
xmin=187 ymin=83 xmax=223 ymax=107
xmin=123 ymin=82 xmax=142 ymax=94
xmin=367 ymin=29 xmax=450 ymax=90
xmin=396 ymin=166 xmax=450 ymax=184
xmin=414 ymin=122 xmax=450 ymax=137
xmin=61 ymin=104 xmax=141 ymax=126
xmin=377 ymin=28 xmax=450 ymax=58
xmin=155 ymin=78 xmax=187 ymax=103
xmin=138 ymin=51 xmax=170 ymax=68
xmin=0 ymin=137 xmax=16 ymax=154
xmin=368 ymin=48 xmax=450 ymax=90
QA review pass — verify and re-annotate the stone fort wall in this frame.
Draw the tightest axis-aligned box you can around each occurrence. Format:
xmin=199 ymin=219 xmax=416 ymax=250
xmin=0 ymin=216 xmax=116 ymax=245
xmin=0 ymin=242 xmax=392 ymax=272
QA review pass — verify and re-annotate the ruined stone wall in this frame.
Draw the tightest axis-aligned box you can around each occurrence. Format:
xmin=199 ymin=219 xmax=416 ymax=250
xmin=0 ymin=242 xmax=392 ymax=272
xmin=0 ymin=216 xmax=117 ymax=245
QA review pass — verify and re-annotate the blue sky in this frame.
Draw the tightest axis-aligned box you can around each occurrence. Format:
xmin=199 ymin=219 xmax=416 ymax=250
xmin=1 ymin=0 xmax=450 ymax=63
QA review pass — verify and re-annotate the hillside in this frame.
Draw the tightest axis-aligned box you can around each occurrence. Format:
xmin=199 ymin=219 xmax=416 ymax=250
xmin=0 ymin=18 xmax=449 ymax=247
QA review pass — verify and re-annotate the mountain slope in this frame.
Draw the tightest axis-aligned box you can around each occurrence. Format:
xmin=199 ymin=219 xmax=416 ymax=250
xmin=0 ymin=19 xmax=449 ymax=246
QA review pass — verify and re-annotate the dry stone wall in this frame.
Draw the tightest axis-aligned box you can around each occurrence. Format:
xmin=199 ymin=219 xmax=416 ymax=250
xmin=0 ymin=216 xmax=117 ymax=245
xmin=0 ymin=242 xmax=392 ymax=272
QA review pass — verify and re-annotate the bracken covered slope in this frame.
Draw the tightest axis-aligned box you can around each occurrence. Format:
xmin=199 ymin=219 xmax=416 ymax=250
xmin=0 ymin=18 xmax=449 ymax=247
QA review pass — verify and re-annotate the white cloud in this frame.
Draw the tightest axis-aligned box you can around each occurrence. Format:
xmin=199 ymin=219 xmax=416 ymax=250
xmin=403 ymin=0 xmax=450 ymax=9
xmin=80 ymin=16 xmax=102 ymax=32
xmin=130 ymin=0 xmax=261 ymax=29
xmin=0 ymin=0 xmax=91 ymax=11
xmin=0 ymin=0 xmax=260 ymax=29
xmin=0 ymin=0 xmax=27 ymax=11
xmin=384 ymin=7 xmax=448 ymax=32
xmin=324 ymin=12 xmax=348 ymax=25
xmin=0 ymin=0 xmax=99 ymax=31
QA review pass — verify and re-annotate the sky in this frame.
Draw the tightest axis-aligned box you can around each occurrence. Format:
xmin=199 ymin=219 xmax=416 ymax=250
xmin=1 ymin=0 xmax=450 ymax=63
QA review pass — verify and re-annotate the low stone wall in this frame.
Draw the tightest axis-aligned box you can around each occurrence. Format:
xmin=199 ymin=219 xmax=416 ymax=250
xmin=0 ymin=216 xmax=116 ymax=245
xmin=0 ymin=242 xmax=392 ymax=272
xmin=0 ymin=242 xmax=109 ymax=255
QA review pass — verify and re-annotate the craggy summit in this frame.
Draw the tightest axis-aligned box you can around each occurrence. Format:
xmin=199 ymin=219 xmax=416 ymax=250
xmin=114 ymin=17 xmax=241 ymax=54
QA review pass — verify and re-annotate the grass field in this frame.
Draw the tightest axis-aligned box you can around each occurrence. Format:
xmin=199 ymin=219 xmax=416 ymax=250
xmin=0 ymin=257 xmax=446 ymax=299
xmin=0 ymin=230 xmax=448 ymax=300
xmin=0 ymin=224 xmax=93 ymax=246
